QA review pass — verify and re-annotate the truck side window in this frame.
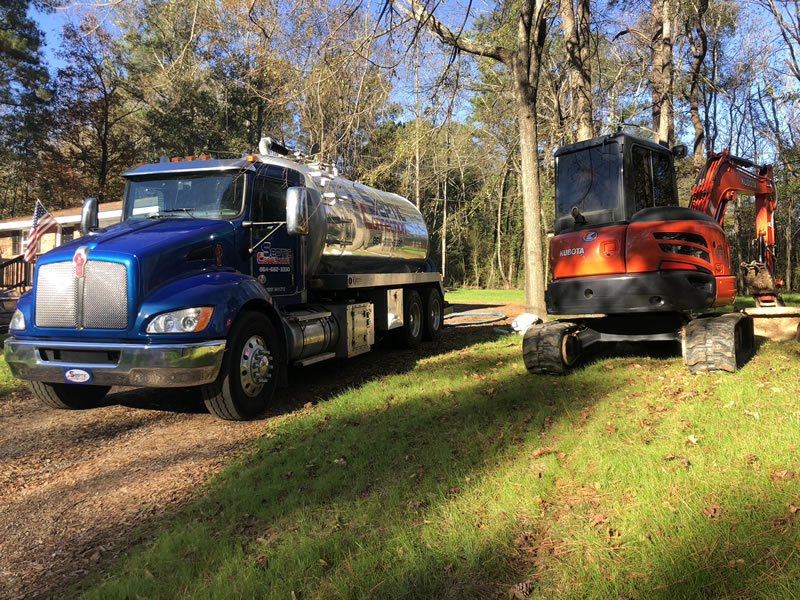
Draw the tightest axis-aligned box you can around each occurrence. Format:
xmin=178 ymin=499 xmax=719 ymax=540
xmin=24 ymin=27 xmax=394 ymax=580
xmin=253 ymin=169 xmax=303 ymax=222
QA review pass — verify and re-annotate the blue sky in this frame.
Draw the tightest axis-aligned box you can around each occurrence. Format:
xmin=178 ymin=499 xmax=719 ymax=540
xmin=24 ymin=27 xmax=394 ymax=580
xmin=29 ymin=4 xmax=69 ymax=72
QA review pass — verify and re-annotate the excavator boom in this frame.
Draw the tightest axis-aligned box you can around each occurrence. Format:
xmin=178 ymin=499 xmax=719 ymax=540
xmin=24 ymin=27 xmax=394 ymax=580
xmin=689 ymin=149 xmax=782 ymax=306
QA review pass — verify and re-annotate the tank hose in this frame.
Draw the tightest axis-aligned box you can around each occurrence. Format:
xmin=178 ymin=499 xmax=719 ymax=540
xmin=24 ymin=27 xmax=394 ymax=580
xmin=443 ymin=312 xmax=507 ymax=327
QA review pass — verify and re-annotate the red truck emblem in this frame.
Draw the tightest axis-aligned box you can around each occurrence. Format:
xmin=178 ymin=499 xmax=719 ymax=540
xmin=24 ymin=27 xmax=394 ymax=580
xmin=73 ymin=247 xmax=88 ymax=278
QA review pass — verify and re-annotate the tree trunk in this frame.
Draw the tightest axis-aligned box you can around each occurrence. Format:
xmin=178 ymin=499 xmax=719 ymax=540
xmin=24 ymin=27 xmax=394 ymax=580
xmin=496 ymin=162 xmax=510 ymax=288
xmin=513 ymin=59 xmax=546 ymax=316
xmin=785 ymin=200 xmax=793 ymax=290
xmin=393 ymin=0 xmax=550 ymax=313
xmin=559 ymin=0 xmax=594 ymax=141
xmin=651 ymin=0 xmax=675 ymax=147
xmin=686 ymin=0 xmax=708 ymax=171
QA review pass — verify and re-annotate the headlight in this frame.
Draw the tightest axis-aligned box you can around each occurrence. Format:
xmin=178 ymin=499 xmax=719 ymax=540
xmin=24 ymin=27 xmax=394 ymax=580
xmin=146 ymin=307 xmax=213 ymax=333
xmin=9 ymin=309 xmax=24 ymax=331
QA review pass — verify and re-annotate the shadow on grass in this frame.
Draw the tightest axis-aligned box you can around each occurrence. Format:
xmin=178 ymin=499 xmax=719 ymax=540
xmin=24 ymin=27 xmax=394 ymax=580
xmin=102 ymin=323 xmax=505 ymax=419
xmin=73 ymin=331 xmax=618 ymax=599
xmin=72 ymin=327 xmax=799 ymax=599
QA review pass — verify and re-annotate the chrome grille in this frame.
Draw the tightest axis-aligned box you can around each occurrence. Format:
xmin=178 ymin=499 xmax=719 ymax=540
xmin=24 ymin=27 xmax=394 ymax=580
xmin=84 ymin=262 xmax=128 ymax=329
xmin=34 ymin=259 xmax=128 ymax=330
xmin=35 ymin=262 xmax=78 ymax=328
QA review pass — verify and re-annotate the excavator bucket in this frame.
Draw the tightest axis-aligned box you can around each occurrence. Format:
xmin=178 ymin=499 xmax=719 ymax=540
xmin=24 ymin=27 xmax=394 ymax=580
xmin=740 ymin=261 xmax=781 ymax=300
xmin=739 ymin=261 xmax=800 ymax=341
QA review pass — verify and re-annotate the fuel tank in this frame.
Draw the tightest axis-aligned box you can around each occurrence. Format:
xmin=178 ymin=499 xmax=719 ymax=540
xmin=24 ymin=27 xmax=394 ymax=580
xmin=304 ymin=177 xmax=429 ymax=275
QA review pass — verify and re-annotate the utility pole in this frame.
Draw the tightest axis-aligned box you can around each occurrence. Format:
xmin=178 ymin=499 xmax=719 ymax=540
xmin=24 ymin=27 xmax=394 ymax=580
xmin=441 ymin=123 xmax=451 ymax=282
xmin=414 ymin=38 xmax=421 ymax=210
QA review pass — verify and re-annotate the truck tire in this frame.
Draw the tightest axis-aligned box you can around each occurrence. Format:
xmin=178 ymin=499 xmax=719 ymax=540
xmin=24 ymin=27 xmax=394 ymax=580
xmin=29 ymin=380 xmax=110 ymax=410
xmin=522 ymin=321 xmax=581 ymax=375
xmin=399 ymin=289 xmax=424 ymax=348
xmin=422 ymin=287 xmax=444 ymax=341
xmin=683 ymin=313 xmax=753 ymax=373
xmin=202 ymin=311 xmax=281 ymax=420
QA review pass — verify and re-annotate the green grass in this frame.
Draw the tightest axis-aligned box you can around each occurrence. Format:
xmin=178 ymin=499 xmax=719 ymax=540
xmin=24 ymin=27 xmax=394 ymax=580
xmin=446 ymin=288 xmax=525 ymax=304
xmin=734 ymin=292 xmax=800 ymax=308
xmin=0 ymin=354 xmax=25 ymax=398
xmin=58 ymin=291 xmax=799 ymax=599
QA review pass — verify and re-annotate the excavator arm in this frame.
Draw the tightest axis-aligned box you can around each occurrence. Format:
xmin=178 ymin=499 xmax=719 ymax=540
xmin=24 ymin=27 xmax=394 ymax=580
xmin=689 ymin=150 xmax=781 ymax=307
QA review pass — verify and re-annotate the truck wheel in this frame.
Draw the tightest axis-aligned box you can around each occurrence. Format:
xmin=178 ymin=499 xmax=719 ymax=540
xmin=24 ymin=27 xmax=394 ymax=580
xmin=29 ymin=381 xmax=110 ymax=410
xmin=422 ymin=287 xmax=444 ymax=341
xmin=522 ymin=321 xmax=581 ymax=375
xmin=202 ymin=311 xmax=281 ymax=420
xmin=400 ymin=289 xmax=424 ymax=348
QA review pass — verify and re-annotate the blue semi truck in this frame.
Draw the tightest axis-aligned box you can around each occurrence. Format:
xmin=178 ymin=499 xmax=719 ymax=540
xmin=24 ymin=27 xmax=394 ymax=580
xmin=4 ymin=138 xmax=444 ymax=420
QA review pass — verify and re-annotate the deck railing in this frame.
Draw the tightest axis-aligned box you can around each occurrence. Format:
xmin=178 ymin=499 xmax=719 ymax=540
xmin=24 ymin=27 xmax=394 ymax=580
xmin=0 ymin=255 xmax=34 ymax=291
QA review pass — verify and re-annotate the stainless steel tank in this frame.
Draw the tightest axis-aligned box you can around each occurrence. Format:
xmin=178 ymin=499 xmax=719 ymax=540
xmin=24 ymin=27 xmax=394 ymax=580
xmin=304 ymin=177 xmax=429 ymax=275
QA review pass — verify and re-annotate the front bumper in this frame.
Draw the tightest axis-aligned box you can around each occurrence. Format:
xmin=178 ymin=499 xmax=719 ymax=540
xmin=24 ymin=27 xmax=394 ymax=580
xmin=3 ymin=338 xmax=226 ymax=387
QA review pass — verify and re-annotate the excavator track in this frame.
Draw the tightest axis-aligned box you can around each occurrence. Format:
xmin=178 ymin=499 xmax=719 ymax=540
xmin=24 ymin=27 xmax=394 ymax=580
xmin=683 ymin=313 xmax=754 ymax=373
xmin=522 ymin=321 xmax=581 ymax=375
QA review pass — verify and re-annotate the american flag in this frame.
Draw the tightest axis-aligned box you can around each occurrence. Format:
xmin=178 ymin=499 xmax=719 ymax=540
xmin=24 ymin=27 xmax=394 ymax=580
xmin=23 ymin=201 xmax=58 ymax=262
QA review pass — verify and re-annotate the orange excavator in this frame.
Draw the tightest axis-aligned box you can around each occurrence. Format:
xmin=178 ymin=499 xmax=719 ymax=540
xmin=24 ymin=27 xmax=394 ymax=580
xmin=523 ymin=132 xmax=790 ymax=375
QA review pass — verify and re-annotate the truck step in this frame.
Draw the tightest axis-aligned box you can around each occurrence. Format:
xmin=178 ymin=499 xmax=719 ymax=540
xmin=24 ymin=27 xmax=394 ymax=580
xmin=294 ymin=352 xmax=336 ymax=367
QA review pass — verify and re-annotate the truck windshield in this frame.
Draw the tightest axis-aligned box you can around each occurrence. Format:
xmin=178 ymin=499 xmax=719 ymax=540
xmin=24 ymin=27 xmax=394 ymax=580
xmin=555 ymin=144 xmax=621 ymax=219
xmin=123 ymin=172 xmax=245 ymax=221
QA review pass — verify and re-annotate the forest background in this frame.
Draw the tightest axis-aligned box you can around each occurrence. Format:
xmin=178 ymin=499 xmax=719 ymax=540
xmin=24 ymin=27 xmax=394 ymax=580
xmin=2 ymin=0 xmax=800 ymax=297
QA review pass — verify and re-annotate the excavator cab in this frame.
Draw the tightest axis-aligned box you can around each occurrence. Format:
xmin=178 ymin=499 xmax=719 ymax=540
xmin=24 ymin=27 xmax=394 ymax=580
xmin=524 ymin=132 xmax=782 ymax=376
xmin=547 ymin=133 xmax=734 ymax=316
xmin=554 ymin=134 xmax=680 ymax=235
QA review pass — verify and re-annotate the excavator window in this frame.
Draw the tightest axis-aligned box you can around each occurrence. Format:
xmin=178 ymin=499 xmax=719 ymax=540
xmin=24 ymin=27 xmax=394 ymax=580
xmin=554 ymin=143 xmax=621 ymax=219
xmin=631 ymin=146 xmax=677 ymax=214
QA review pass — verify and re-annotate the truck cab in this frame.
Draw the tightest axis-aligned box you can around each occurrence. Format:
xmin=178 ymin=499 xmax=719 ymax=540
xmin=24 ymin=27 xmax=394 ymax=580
xmin=5 ymin=144 xmax=445 ymax=420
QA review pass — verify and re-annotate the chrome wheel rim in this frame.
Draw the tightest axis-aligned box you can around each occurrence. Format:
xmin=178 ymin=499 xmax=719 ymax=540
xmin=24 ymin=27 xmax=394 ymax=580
xmin=429 ymin=297 xmax=442 ymax=332
xmin=409 ymin=301 xmax=422 ymax=339
xmin=239 ymin=335 xmax=271 ymax=397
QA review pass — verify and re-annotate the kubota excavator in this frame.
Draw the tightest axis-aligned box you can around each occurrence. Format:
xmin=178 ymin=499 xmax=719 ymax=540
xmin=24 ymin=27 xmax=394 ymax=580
xmin=523 ymin=132 xmax=789 ymax=375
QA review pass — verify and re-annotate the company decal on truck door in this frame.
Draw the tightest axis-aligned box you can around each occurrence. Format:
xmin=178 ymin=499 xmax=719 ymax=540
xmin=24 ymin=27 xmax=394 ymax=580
xmin=256 ymin=242 xmax=292 ymax=273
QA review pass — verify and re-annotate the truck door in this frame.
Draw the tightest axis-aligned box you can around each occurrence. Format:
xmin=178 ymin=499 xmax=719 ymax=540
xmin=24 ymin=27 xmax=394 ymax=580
xmin=251 ymin=166 xmax=304 ymax=299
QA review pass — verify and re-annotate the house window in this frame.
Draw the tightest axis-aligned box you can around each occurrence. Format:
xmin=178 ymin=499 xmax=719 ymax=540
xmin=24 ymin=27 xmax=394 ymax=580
xmin=12 ymin=234 xmax=20 ymax=256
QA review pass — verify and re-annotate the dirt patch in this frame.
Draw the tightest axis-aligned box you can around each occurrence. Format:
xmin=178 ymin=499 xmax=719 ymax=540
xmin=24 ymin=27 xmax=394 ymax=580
xmin=0 ymin=300 xmax=526 ymax=599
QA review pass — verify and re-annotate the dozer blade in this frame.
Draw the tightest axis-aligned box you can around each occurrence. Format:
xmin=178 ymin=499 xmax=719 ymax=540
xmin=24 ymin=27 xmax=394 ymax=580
xmin=742 ymin=306 xmax=800 ymax=342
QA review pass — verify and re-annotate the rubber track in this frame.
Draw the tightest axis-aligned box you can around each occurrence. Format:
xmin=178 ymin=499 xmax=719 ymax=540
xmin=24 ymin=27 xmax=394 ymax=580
xmin=522 ymin=321 xmax=577 ymax=375
xmin=683 ymin=313 xmax=752 ymax=373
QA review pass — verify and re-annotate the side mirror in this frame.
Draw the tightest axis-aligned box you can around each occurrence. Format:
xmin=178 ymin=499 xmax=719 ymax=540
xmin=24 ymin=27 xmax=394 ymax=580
xmin=671 ymin=144 xmax=688 ymax=159
xmin=286 ymin=187 xmax=315 ymax=236
xmin=80 ymin=197 xmax=99 ymax=235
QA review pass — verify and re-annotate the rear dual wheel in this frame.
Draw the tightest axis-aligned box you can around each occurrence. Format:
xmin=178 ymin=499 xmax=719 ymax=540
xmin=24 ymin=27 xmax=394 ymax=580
xmin=398 ymin=290 xmax=424 ymax=348
xmin=398 ymin=287 xmax=444 ymax=348
xmin=422 ymin=287 xmax=443 ymax=341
